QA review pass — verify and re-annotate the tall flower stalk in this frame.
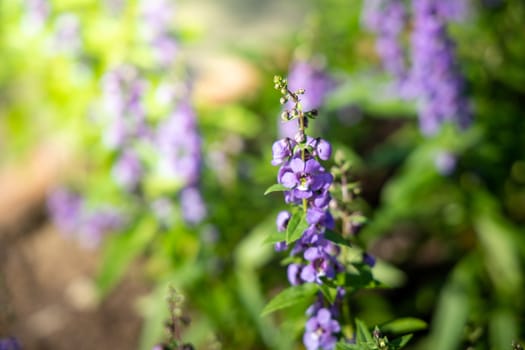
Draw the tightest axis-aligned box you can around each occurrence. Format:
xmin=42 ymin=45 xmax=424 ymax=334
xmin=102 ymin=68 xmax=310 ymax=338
xmin=271 ymin=76 xmax=345 ymax=350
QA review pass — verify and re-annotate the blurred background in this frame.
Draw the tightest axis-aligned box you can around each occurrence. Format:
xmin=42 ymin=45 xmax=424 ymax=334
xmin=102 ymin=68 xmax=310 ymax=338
xmin=0 ymin=0 xmax=524 ymax=349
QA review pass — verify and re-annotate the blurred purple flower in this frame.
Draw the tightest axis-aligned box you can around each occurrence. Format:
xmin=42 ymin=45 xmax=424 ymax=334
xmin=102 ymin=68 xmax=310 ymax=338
xmin=112 ymin=150 xmax=143 ymax=191
xmin=362 ymin=0 xmax=408 ymax=79
xmin=157 ymin=101 xmax=202 ymax=187
xmin=408 ymin=0 xmax=471 ymax=135
xmin=48 ymin=188 xmax=124 ymax=247
xmin=180 ymin=186 xmax=207 ymax=225
xmin=101 ymin=66 xmax=148 ymax=149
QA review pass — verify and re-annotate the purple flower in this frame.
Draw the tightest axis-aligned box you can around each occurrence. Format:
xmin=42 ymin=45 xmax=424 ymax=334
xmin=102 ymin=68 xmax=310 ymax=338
xmin=287 ymin=263 xmax=302 ymax=286
xmin=363 ymin=252 xmax=376 ymax=267
xmin=276 ymin=211 xmax=292 ymax=231
xmin=278 ymin=157 xmax=332 ymax=200
xmin=48 ymin=188 xmax=124 ymax=247
xmin=271 ymin=138 xmax=296 ymax=166
xmin=112 ymin=150 xmax=143 ymax=191
xmin=303 ymin=308 xmax=341 ymax=350
xmin=180 ymin=186 xmax=207 ymax=225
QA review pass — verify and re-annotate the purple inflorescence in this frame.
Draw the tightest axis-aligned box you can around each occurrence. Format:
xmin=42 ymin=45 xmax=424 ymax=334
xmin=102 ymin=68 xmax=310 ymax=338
xmin=279 ymin=61 xmax=333 ymax=138
xmin=48 ymin=188 xmax=124 ymax=247
xmin=362 ymin=0 xmax=408 ymax=80
xmin=271 ymin=76 xmax=344 ymax=349
xmin=362 ymin=0 xmax=471 ymax=135
xmin=409 ymin=0 xmax=471 ymax=135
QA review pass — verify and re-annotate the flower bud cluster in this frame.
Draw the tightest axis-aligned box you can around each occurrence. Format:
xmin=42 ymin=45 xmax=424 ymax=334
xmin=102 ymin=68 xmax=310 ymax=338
xmin=279 ymin=61 xmax=333 ymax=139
xmin=271 ymin=76 xmax=343 ymax=350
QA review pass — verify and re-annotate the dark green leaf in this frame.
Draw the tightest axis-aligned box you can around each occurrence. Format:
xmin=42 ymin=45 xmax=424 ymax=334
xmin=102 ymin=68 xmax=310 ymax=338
xmin=264 ymin=183 xmax=289 ymax=195
xmin=261 ymin=284 xmax=317 ymax=316
xmin=355 ymin=318 xmax=374 ymax=344
xmin=389 ymin=334 xmax=413 ymax=349
xmin=317 ymin=284 xmax=337 ymax=304
xmin=324 ymin=229 xmax=352 ymax=247
xmin=286 ymin=212 xmax=309 ymax=244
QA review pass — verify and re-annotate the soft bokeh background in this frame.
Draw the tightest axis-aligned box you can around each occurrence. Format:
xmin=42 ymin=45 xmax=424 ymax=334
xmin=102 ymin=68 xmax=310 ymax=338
xmin=1 ymin=0 xmax=524 ymax=349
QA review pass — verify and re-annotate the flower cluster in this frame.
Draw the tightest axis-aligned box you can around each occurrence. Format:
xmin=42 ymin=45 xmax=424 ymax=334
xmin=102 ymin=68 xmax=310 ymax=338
xmin=361 ymin=0 xmax=471 ymax=135
xmin=271 ymin=76 xmax=344 ymax=350
xmin=47 ymin=189 xmax=124 ymax=248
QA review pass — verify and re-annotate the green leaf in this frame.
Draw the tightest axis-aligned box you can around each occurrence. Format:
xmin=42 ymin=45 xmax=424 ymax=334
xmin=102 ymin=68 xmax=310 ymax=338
xmin=263 ymin=232 xmax=286 ymax=245
xmin=286 ymin=212 xmax=309 ymax=244
xmin=261 ymin=284 xmax=318 ymax=316
xmin=389 ymin=334 xmax=414 ymax=349
xmin=324 ymin=229 xmax=352 ymax=247
xmin=317 ymin=284 xmax=337 ymax=304
xmin=264 ymin=183 xmax=289 ymax=195
xmin=380 ymin=318 xmax=428 ymax=334
xmin=336 ymin=342 xmax=359 ymax=350
xmin=355 ymin=318 xmax=374 ymax=344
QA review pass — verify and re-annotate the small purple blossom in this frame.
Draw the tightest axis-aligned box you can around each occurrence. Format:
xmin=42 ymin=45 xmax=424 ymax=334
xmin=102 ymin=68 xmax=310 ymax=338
xmin=303 ymin=308 xmax=341 ymax=350
xmin=271 ymin=138 xmax=296 ymax=166
xmin=278 ymin=157 xmax=332 ymax=200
